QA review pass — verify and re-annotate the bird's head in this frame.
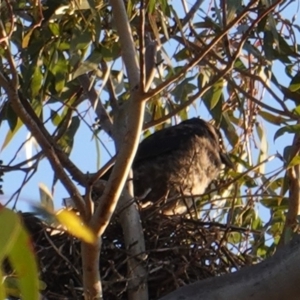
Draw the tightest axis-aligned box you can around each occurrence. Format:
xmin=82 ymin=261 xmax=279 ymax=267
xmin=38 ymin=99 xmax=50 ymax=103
xmin=186 ymin=118 xmax=234 ymax=169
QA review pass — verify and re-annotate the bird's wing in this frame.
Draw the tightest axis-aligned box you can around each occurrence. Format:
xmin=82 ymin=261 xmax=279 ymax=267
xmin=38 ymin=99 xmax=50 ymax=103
xmin=101 ymin=118 xmax=223 ymax=179
xmin=100 ymin=125 xmax=188 ymax=180
xmin=134 ymin=119 xmax=211 ymax=164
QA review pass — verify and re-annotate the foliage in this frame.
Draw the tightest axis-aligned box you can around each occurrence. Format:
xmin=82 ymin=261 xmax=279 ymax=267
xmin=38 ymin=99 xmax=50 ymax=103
xmin=0 ymin=0 xmax=300 ymax=299
xmin=0 ymin=206 xmax=39 ymax=300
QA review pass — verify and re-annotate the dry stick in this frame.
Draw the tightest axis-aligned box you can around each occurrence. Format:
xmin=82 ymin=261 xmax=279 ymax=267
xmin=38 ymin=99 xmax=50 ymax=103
xmin=237 ymin=69 xmax=294 ymax=117
xmin=228 ymin=80 xmax=294 ymax=118
xmin=0 ymin=0 xmax=14 ymax=43
xmin=179 ymin=0 xmax=204 ymax=32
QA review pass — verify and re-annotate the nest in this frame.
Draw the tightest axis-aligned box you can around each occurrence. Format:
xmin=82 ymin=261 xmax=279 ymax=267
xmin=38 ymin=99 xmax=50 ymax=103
xmin=19 ymin=206 xmax=258 ymax=300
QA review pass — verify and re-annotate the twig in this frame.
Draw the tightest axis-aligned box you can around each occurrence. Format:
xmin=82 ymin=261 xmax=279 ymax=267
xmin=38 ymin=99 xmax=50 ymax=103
xmin=77 ymin=74 xmax=113 ymax=137
xmin=0 ymin=26 xmax=86 ymax=215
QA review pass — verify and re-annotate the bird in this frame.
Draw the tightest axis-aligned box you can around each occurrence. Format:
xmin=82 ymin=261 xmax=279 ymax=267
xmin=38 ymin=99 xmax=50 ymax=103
xmin=101 ymin=118 xmax=233 ymax=215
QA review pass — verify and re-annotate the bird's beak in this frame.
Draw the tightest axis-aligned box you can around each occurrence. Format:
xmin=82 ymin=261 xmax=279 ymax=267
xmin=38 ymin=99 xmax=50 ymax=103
xmin=220 ymin=152 xmax=234 ymax=169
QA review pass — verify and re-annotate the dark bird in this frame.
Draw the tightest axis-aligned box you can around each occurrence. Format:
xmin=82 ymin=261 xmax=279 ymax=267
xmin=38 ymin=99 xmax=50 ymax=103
xmin=102 ymin=118 xmax=232 ymax=214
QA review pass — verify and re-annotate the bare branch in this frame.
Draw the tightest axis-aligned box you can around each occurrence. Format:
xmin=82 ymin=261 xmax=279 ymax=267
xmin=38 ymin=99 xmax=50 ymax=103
xmin=77 ymin=74 xmax=113 ymax=137
xmin=144 ymin=34 xmax=158 ymax=92
xmin=109 ymin=0 xmax=140 ymax=89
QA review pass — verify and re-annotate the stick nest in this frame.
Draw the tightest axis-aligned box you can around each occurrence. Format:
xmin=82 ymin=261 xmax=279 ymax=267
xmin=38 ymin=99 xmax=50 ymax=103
xmin=20 ymin=208 xmax=258 ymax=300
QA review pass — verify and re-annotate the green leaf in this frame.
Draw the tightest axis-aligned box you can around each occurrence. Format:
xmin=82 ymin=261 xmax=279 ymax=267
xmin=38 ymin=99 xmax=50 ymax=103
xmin=56 ymin=209 xmax=96 ymax=243
xmin=72 ymin=48 xmax=103 ymax=79
xmin=0 ymin=206 xmax=21 ymax=260
xmin=174 ymin=48 xmax=192 ymax=62
xmin=288 ymin=155 xmax=300 ymax=168
xmin=274 ymin=124 xmax=300 ymax=141
xmin=226 ymin=0 xmax=242 ymax=23
xmin=243 ymin=42 xmax=264 ymax=60
xmin=202 ymin=79 xmax=225 ymax=110
xmin=22 ymin=27 xmax=35 ymax=48
xmin=0 ymin=207 xmax=39 ymax=300
xmin=6 ymin=102 xmax=18 ymax=131
xmin=243 ymin=175 xmax=257 ymax=188
xmin=50 ymin=54 xmax=69 ymax=94
xmin=289 ymin=71 xmax=300 ymax=92
xmin=233 ymin=58 xmax=247 ymax=71
xmin=260 ymin=197 xmax=288 ymax=210
xmin=4 ymin=277 xmax=45 ymax=298
xmin=70 ymin=29 xmax=92 ymax=51
xmin=8 ymin=225 xmax=39 ymax=300
xmin=292 ymin=105 xmax=300 ymax=116
xmin=1 ymin=118 xmax=23 ymax=151
xmin=259 ymin=110 xmax=288 ymax=125
xmin=50 ymin=109 xmax=62 ymax=126
xmin=252 ymin=216 xmax=263 ymax=230
xmin=101 ymin=43 xmax=121 ymax=62
xmin=148 ymin=0 xmax=156 ymax=13
xmin=256 ymin=122 xmax=268 ymax=174
xmin=0 ymin=269 xmax=5 ymax=300
xmin=220 ymin=112 xmax=239 ymax=147
xmin=57 ymin=116 xmax=80 ymax=155
xmin=48 ymin=23 xmax=60 ymax=36
xmin=276 ymin=34 xmax=297 ymax=60
xmin=263 ymin=30 xmax=274 ymax=61
xmin=31 ymin=66 xmax=43 ymax=97
xmin=171 ymin=77 xmax=197 ymax=103
xmin=227 ymin=232 xmax=242 ymax=244
xmin=3 ymin=277 xmax=24 ymax=298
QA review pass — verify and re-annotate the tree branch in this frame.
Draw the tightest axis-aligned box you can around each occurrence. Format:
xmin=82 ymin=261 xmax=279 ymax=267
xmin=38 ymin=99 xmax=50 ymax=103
xmin=4 ymin=85 xmax=86 ymax=216
xmin=0 ymin=26 xmax=86 ymax=214
xmin=145 ymin=0 xmax=260 ymax=100
xmin=81 ymin=1 xmax=148 ymax=299
xmin=109 ymin=0 xmax=140 ymax=90
xmin=77 ymin=74 xmax=114 ymax=137
xmin=116 ymin=179 xmax=148 ymax=300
